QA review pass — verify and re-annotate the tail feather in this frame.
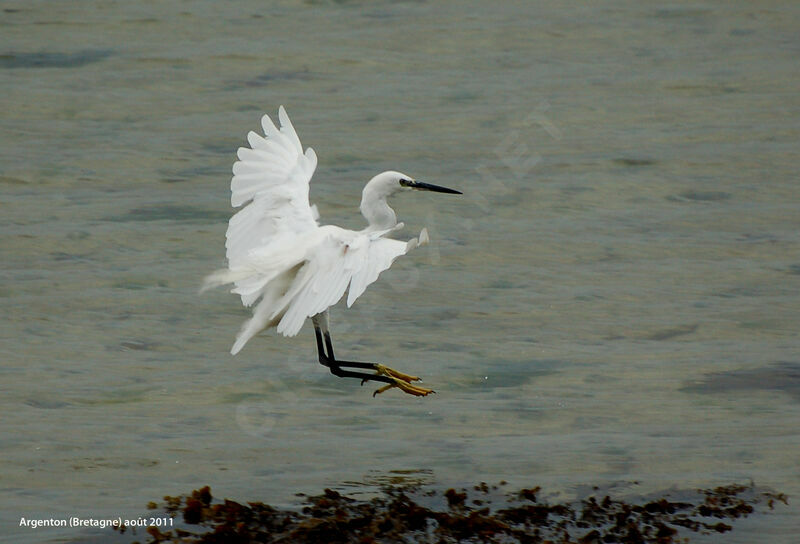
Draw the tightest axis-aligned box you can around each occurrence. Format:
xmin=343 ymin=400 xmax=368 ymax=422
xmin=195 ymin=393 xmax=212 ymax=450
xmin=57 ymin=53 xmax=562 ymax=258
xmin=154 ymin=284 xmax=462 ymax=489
xmin=200 ymin=268 xmax=252 ymax=294
xmin=229 ymin=275 xmax=292 ymax=353
xmin=231 ymin=297 xmax=274 ymax=354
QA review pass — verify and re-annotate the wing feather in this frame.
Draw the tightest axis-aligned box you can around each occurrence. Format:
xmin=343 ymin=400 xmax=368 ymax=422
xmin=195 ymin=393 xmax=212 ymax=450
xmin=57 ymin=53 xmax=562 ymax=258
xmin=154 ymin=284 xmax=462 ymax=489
xmin=278 ymin=105 xmax=303 ymax=153
xmin=273 ymin=228 xmax=423 ymax=337
xmin=346 ymin=237 xmax=410 ymax=307
xmin=227 ymin=107 xmax=319 ymax=272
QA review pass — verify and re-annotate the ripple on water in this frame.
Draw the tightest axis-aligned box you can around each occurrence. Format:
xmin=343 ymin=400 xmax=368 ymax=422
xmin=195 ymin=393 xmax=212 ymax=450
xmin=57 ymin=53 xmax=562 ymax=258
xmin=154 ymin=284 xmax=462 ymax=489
xmin=681 ymin=362 xmax=800 ymax=402
xmin=0 ymin=49 xmax=112 ymax=69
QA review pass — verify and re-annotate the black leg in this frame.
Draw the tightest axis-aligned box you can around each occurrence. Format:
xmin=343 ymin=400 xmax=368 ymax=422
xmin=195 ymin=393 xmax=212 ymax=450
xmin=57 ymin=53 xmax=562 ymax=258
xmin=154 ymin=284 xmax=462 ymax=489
xmin=314 ymin=326 xmax=394 ymax=386
xmin=314 ymin=325 xmax=327 ymax=359
xmin=324 ymin=332 xmax=377 ymax=370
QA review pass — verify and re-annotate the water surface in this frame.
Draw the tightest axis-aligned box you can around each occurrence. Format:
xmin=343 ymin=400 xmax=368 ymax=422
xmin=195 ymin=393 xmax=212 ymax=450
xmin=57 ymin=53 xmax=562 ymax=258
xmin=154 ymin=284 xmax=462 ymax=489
xmin=1 ymin=1 xmax=798 ymax=542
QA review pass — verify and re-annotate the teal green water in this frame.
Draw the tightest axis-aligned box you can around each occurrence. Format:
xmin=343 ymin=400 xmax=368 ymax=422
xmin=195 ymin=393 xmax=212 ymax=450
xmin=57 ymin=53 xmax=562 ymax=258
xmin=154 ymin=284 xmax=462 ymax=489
xmin=2 ymin=1 xmax=798 ymax=542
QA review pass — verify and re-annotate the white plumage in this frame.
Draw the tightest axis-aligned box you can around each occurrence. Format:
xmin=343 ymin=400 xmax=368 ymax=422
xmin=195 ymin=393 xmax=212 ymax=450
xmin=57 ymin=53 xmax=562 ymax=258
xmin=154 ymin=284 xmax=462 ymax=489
xmin=204 ymin=106 xmax=435 ymax=355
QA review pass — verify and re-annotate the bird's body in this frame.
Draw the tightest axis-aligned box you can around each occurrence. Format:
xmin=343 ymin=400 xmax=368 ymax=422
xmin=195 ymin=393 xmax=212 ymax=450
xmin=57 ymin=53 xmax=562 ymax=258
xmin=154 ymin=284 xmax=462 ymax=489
xmin=204 ymin=106 xmax=460 ymax=396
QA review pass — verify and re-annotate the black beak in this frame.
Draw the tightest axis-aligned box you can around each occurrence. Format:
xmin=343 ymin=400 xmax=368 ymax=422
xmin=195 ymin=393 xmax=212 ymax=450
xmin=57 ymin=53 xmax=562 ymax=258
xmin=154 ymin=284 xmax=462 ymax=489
xmin=402 ymin=179 xmax=462 ymax=195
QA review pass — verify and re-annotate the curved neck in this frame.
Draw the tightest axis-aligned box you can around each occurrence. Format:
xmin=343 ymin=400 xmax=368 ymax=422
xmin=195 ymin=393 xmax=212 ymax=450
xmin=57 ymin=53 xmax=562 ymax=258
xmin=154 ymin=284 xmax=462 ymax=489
xmin=360 ymin=176 xmax=399 ymax=231
xmin=360 ymin=193 xmax=397 ymax=231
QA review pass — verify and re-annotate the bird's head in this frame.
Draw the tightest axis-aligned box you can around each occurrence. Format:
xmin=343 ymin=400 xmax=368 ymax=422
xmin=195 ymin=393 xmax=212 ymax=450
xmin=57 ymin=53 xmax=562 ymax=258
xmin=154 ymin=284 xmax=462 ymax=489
xmin=368 ymin=171 xmax=462 ymax=198
xmin=361 ymin=171 xmax=461 ymax=230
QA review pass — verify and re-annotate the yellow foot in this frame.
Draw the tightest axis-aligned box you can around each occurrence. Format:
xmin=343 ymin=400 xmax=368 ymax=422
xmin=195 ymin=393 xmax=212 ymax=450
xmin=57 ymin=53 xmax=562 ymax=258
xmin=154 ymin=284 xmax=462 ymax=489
xmin=374 ymin=363 xmax=420 ymax=383
xmin=370 ymin=364 xmax=435 ymax=397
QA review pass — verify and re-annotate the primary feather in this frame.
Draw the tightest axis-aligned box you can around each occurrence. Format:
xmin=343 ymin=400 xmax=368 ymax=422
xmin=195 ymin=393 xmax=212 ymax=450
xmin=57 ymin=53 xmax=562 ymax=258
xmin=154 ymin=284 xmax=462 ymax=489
xmin=204 ymin=107 xmax=427 ymax=354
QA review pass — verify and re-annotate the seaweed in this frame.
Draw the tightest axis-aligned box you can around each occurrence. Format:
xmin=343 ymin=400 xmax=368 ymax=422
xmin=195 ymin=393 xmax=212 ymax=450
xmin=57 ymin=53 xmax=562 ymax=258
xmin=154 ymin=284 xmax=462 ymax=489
xmin=120 ymin=482 xmax=787 ymax=543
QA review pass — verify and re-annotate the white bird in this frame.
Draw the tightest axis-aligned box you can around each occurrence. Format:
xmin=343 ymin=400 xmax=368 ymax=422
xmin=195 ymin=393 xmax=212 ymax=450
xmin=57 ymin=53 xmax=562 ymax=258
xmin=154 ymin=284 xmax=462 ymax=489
xmin=203 ymin=106 xmax=461 ymax=396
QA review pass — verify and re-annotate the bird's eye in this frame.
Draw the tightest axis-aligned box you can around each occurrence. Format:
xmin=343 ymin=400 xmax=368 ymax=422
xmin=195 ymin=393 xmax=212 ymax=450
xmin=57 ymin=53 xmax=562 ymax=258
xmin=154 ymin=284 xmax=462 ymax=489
xmin=399 ymin=178 xmax=413 ymax=186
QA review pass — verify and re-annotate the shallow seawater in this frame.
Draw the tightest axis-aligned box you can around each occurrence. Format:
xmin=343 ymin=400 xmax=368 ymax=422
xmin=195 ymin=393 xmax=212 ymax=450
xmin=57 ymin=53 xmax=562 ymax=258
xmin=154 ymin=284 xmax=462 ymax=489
xmin=1 ymin=1 xmax=798 ymax=542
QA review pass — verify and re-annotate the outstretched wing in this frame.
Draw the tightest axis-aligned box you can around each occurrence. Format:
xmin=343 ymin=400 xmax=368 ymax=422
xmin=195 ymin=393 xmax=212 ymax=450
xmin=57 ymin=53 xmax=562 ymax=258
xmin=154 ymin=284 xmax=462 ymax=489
xmin=226 ymin=106 xmax=319 ymax=270
xmin=272 ymin=227 xmax=428 ymax=337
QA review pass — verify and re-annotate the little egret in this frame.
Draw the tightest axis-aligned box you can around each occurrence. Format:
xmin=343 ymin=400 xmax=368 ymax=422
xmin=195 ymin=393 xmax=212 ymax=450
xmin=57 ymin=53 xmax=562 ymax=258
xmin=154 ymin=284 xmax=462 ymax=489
xmin=203 ymin=106 xmax=461 ymax=397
